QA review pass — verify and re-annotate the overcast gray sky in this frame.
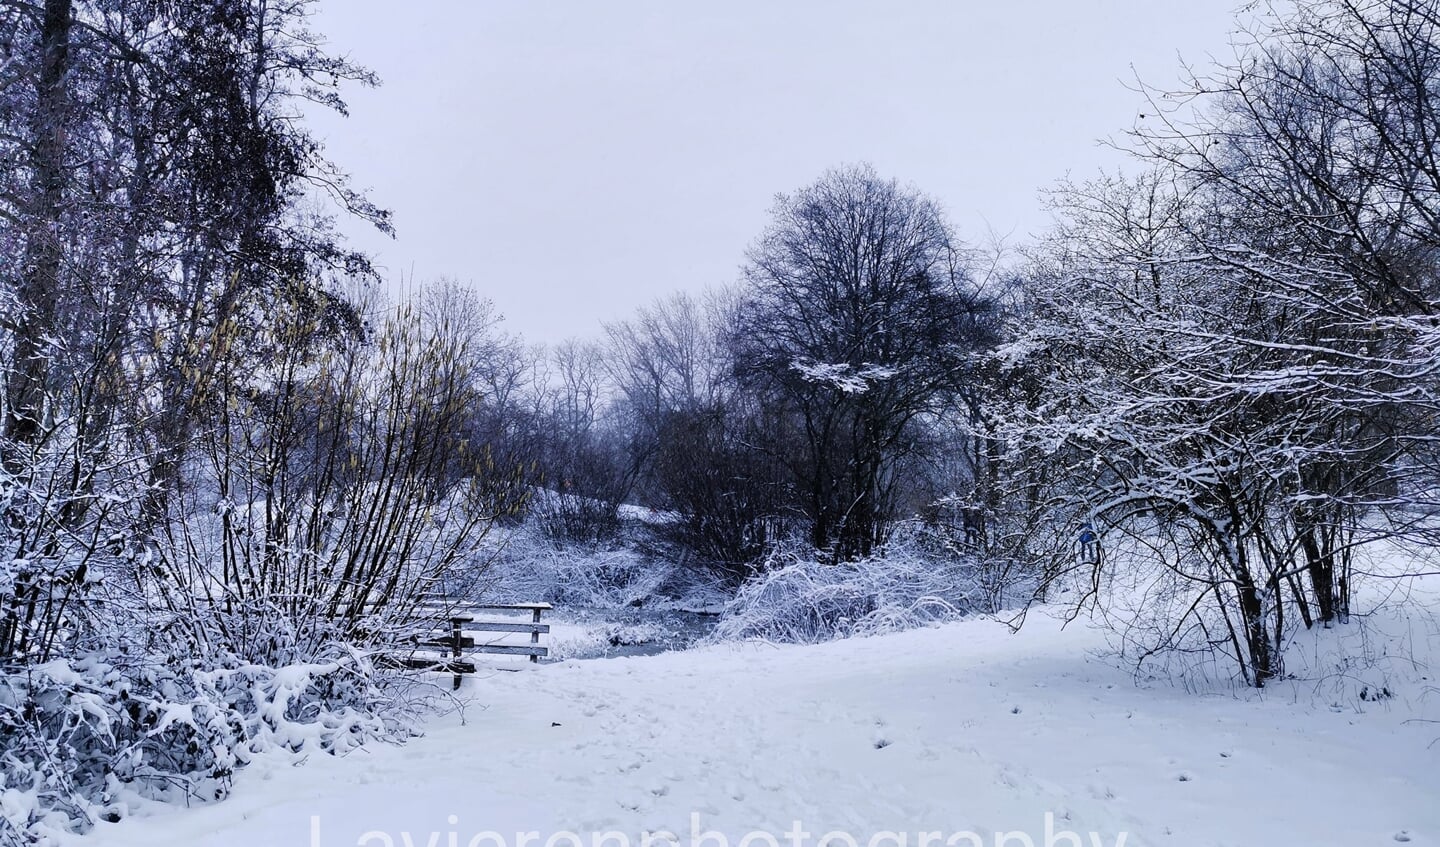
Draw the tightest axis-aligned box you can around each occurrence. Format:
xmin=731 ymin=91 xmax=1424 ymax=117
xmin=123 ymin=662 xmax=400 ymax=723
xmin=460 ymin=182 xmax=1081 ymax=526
xmin=306 ymin=1 xmax=1243 ymax=344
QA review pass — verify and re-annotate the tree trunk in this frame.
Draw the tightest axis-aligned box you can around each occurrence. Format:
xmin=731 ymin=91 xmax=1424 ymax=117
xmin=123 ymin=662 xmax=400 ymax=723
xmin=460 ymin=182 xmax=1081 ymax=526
xmin=1236 ymin=576 xmax=1278 ymax=687
xmin=1296 ymin=515 xmax=1338 ymax=625
xmin=0 ymin=0 xmax=73 ymax=662
xmin=4 ymin=0 xmax=72 ymax=466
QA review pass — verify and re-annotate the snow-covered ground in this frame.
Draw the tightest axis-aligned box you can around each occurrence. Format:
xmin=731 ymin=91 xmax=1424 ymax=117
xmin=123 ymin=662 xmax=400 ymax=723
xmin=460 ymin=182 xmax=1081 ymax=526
xmin=79 ymin=607 xmax=1439 ymax=847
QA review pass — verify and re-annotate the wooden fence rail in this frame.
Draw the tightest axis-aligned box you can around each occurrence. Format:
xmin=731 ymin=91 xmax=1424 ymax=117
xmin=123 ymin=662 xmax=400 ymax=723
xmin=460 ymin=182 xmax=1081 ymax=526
xmin=386 ymin=601 xmax=552 ymax=688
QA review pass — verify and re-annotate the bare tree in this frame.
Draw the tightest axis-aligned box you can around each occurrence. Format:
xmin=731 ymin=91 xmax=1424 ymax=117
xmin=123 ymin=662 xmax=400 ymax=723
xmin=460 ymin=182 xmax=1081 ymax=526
xmin=733 ymin=164 xmax=996 ymax=561
xmin=1008 ymin=0 xmax=1440 ymax=686
xmin=0 ymin=0 xmax=389 ymax=665
xmin=532 ymin=339 xmax=633 ymax=545
xmin=604 ymin=289 xmax=733 ymax=436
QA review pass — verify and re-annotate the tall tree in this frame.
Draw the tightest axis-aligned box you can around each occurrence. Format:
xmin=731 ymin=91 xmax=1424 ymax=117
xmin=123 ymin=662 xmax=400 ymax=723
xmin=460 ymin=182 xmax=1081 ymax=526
xmin=733 ymin=164 xmax=995 ymax=560
xmin=2 ymin=0 xmax=71 ymax=462
xmin=0 ymin=0 xmax=389 ymax=661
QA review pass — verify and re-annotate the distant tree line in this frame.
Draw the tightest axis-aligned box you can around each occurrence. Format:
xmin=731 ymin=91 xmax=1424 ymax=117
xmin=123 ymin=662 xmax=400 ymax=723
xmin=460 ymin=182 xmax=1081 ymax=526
xmin=453 ymin=165 xmax=1002 ymax=581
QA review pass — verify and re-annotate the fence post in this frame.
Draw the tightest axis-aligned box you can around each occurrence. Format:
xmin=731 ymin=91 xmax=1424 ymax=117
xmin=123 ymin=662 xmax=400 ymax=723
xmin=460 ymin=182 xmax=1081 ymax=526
xmin=451 ymin=617 xmax=464 ymax=689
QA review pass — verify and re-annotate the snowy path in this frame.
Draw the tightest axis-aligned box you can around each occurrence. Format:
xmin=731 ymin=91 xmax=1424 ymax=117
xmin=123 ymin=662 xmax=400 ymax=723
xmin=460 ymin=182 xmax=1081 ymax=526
xmin=89 ymin=613 xmax=1439 ymax=847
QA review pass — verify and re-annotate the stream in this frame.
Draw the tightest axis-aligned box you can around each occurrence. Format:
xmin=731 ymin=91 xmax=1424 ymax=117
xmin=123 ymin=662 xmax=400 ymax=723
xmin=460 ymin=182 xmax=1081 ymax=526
xmin=542 ymin=605 xmax=722 ymax=660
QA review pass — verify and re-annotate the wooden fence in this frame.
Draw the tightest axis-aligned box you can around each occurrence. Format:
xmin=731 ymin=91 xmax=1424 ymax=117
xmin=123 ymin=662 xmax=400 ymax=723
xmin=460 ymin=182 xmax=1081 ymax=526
xmin=387 ymin=601 xmax=552 ymax=688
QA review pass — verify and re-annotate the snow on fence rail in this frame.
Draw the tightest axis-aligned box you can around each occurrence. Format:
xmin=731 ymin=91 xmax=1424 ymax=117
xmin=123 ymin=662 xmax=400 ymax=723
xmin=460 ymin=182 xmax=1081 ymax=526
xmin=380 ymin=601 xmax=552 ymax=688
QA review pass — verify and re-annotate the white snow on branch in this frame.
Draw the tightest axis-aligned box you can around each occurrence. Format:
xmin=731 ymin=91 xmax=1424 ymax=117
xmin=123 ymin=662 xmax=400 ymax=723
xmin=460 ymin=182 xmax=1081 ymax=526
xmin=789 ymin=358 xmax=898 ymax=393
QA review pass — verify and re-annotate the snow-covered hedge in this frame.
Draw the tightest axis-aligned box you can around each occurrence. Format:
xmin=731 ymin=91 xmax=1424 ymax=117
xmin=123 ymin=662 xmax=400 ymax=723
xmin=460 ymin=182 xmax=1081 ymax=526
xmin=710 ymin=542 xmax=997 ymax=644
xmin=0 ymin=647 xmax=416 ymax=845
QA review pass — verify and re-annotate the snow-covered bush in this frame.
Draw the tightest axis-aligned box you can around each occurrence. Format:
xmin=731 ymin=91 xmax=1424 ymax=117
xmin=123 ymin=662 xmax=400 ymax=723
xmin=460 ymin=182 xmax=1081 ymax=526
xmin=483 ymin=525 xmax=672 ymax=608
xmin=710 ymin=540 xmax=997 ymax=644
xmin=0 ymin=647 xmax=415 ymax=844
xmin=0 ymin=301 xmax=504 ymax=841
